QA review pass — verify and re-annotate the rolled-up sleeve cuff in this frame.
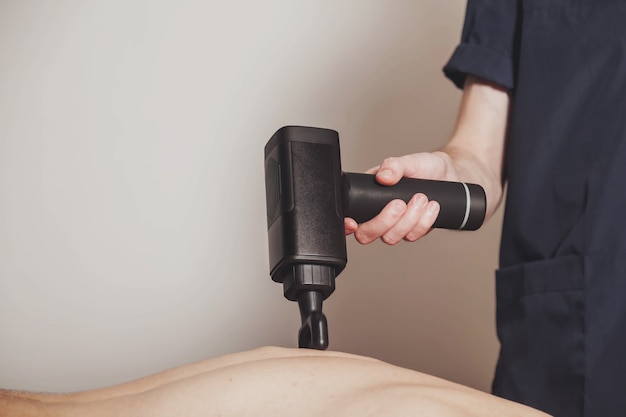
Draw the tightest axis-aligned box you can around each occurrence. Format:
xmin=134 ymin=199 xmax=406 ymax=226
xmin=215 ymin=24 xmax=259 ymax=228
xmin=443 ymin=43 xmax=515 ymax=91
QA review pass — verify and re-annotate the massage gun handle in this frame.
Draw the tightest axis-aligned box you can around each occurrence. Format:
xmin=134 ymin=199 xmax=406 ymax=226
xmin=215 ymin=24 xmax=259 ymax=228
xmin=343 ymin=173 xmax=486 ymax=230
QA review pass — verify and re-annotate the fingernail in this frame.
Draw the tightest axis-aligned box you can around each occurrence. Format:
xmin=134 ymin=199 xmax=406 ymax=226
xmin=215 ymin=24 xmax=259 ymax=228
xmin=390 ymin=201 xmax=404 ymax=214
xmin=413 ymin=194 xmax=427 ymax=208
xmin=378 ymin=169 xmax=393 ymax=178
xmin=427 ymin=201 xmax=439 ymax=214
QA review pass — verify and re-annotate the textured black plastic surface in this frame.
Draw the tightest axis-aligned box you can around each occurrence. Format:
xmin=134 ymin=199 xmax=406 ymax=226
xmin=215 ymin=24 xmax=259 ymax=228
xmin=264 ymin=126 xmax=347 ymax=299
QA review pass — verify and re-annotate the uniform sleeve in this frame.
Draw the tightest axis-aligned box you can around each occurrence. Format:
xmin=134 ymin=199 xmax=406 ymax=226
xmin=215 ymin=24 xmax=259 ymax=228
xmin=443 ymin=0 xmax=521 ymax=90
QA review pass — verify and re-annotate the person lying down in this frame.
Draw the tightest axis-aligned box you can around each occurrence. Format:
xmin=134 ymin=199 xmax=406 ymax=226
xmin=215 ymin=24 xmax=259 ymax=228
xmin=1 ymin=346 xmax=550 ymax=417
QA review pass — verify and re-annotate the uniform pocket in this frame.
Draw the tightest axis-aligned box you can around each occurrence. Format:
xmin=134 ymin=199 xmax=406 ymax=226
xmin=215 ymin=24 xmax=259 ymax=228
xmin=523 ymin=0 xmax=617 ymax=11
xmin=493 ymin=254 xmax=585 ymax=416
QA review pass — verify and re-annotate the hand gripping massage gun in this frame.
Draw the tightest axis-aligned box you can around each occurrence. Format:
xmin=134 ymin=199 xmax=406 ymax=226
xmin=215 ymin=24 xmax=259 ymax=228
xmin=264 ymin=126 xmax=486 ymax=350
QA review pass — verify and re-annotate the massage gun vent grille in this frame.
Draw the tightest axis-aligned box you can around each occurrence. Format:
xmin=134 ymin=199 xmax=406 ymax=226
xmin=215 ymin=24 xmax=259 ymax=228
xmin=265 ymin=156 xmax=281 ymax=226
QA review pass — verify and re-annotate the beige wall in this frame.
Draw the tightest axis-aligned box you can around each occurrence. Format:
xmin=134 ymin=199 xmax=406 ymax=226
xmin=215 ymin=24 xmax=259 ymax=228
xmin=0 ymin=0 xmax=501 ymax=393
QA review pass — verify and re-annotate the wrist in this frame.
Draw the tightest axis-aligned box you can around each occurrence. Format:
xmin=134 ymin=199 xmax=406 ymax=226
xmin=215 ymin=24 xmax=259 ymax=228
xmin=437 ymin=146 xmax=504 ymax=220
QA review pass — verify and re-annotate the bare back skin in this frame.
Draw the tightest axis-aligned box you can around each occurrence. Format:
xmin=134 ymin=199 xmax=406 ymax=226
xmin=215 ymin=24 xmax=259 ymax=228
xmin=1 ymin=347 xmax=551 ymax=417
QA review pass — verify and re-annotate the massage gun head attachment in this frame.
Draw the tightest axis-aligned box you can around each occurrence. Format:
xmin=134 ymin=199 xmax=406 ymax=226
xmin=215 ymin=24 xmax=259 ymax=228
xmin=264 ymin=126 xmax=347 ymax=350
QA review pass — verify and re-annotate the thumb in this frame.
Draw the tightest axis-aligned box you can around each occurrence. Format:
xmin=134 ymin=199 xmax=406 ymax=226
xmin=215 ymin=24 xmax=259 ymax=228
xmin=371 ymin=157 xmax=407 ymax=186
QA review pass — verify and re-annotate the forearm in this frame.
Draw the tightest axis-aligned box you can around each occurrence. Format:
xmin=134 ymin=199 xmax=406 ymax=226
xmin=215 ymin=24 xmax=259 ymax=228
xmin=442 ymin=76 xmax=510 ymax=219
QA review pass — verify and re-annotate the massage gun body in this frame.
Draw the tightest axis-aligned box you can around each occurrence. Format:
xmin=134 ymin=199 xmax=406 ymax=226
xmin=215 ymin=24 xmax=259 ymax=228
xmin=264 ymin=126 xmax=486 ymax=350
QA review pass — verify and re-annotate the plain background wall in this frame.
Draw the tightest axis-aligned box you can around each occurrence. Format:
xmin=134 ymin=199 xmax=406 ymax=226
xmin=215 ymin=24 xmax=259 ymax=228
xmin=0 ymin=0 xmax=502 ymax=393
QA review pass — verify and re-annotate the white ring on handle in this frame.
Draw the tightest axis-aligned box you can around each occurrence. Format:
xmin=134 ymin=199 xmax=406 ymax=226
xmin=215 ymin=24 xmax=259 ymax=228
xmin=459 ymin=182 xmax=471 ymax=230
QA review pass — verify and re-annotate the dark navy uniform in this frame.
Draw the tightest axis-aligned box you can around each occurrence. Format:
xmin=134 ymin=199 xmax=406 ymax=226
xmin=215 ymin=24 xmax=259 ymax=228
xmin=443 ymin=1 xmax=626 ymax=416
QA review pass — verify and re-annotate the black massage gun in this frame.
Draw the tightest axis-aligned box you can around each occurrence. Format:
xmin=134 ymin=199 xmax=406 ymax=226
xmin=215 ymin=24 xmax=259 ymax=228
xmin=264 ymin=126 xmax=486 ymax=350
